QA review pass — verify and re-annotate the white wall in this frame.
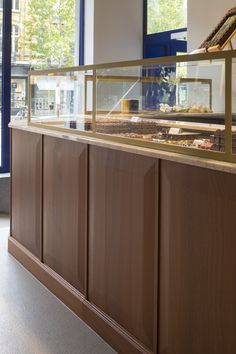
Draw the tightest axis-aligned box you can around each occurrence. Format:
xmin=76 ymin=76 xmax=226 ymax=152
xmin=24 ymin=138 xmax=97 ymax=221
xmin=84 ymin=0 xmax=94 ymax=64
xmin=84 ymin=0 xmax=143 ymax=65
xmin=188 ymin=0 xmax=236 ymax=52
xmin=188 ymin=1 xmax=236 ymax=113
xmin=86 ymin=1 xmax=235 ymax=63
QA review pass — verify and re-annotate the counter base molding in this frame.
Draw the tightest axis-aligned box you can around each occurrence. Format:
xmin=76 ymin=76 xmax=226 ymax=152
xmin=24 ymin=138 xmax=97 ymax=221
xmin=8 ymin=237 xmax=152 ymax=354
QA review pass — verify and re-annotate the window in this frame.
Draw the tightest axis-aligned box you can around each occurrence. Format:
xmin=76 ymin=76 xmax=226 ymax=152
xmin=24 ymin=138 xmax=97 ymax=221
xmin=0 ymin=0 xmax=11 ymax=173
xmin=143 ymin=0 xmax=187 ymax=58
xmin=0 ymin=21 xmax=2 ymax=167
xmin=0 ymin=0 xmax=84 ymax=172
xmin=12 ymin=0 xmax=20 ymax=11
xmin=143 ymin=0 xmax=187 ymax=113
xmin=12 ymin=25 xmax=19 ymax=54
xmin=0 ymin=24 xmax=2 ymax=51
xmin=17 ymin=0 xmax=78 ymax=68
xmin=0 ymin=1 xmax=20 ymax=11
xmin=147 ymin=0 xmax=187 ymax=34
xmin=0 ymin=24 xmax=19 ymax=57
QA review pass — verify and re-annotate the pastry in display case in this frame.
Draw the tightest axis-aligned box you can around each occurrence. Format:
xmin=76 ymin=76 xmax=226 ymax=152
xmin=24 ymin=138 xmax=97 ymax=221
xmin=28 ymin=50 xmax=236 ymax=162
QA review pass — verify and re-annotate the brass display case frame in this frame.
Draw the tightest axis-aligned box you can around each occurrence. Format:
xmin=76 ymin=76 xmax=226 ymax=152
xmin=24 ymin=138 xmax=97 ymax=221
xmin=84 ymin=76 xmax=212 ymax=114
xmin=28 ymin=50 xmax=236 ymax=163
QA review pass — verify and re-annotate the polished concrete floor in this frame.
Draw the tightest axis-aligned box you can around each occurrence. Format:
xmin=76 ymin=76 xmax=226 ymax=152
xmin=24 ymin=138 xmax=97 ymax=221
xmin=0 ymin=214 xmax=116 ymax=354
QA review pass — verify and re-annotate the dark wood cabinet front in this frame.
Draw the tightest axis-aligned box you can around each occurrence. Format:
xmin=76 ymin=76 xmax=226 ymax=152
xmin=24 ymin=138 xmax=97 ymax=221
xmin=159 ymin=161 xmax=236 ymax=354
xmin=88 ymin=146 xmax=158 ymax=351
xmin=11 ymin=130 xmax=42 ymax=259
xmin=43 ymin=136 xmax=87 ymax=294
xmin=11 ymin=128 xmax=236 ymax=354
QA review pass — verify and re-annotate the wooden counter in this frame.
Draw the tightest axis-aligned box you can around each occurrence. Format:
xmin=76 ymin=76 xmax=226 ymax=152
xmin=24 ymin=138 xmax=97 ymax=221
xmin=9 ymin=123 xmax=236 ymax=354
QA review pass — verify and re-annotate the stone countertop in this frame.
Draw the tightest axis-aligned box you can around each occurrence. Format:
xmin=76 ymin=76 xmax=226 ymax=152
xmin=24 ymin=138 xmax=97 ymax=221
xmin=9 ymin=121 xmax=236 ymax=175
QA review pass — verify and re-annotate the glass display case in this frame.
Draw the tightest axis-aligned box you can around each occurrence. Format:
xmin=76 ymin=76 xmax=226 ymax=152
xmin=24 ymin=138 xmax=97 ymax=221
xmin=28 ymin=50 xmax=236 ymax=162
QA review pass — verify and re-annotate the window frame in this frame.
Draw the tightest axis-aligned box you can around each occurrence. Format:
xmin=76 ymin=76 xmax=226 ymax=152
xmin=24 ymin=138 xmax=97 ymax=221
xmin=79 ymin=0 xmax=84 ymax=65
xmin=1 ymin=0 xmax=12 ymax=173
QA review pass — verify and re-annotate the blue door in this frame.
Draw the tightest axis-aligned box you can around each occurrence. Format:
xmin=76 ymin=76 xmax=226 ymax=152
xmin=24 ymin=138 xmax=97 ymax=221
xmin=143 ymin=28 xmax=187 ymax=58
xmin=142 ymin=1 xmax=187 ymax=109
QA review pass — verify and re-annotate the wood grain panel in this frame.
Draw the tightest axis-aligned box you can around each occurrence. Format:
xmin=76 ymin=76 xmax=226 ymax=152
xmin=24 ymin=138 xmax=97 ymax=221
xmin=159 ymin=161 xmax=236 ymax=354
xmin=43 ymin=136 xmax=87 ymax=294
xmin=89 ymin=146 xmax=158 ymax=351
xmin=11 ymin=129 xmax=42 ymax=259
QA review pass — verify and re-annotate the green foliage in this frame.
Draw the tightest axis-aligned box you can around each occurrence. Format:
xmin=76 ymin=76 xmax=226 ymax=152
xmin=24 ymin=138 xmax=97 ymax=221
xmin=148 ymin=0 xmax=187 ymax=34
xmin=23 ymin=0 xmax=75 ymax=67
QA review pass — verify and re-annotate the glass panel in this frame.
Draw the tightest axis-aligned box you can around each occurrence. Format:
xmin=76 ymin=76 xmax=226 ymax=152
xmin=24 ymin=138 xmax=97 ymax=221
xmin=30 ymin=70 xmax=93 ymax=132
xmin=147 ymin=0 xmax=187 ymax=34
xmin=11 ymin=0 xmax=79 ymax=122
xmin=232 ymin=59 xmax=236 ymax=154
xmin=95 ymin=59 xmax=225 ymax=153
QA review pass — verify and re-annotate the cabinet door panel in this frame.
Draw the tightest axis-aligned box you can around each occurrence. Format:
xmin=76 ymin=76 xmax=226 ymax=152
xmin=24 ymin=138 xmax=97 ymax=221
xmin=89 ymin=146 xmax=158 ymax=351
xmin=159 ymin=161 xmax=236 ymax=354
xmin=43 ymin=137 xmax=87 ymax=294
xmin=11 ymin=129 xmax=42 ymax=259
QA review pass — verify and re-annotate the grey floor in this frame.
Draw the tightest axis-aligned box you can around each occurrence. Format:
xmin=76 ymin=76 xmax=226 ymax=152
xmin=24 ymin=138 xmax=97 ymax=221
xmin=0 ymin=214 xmax=116 ymax=354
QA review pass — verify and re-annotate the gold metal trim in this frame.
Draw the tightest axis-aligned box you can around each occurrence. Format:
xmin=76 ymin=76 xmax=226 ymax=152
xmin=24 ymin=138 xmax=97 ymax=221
xmin=225 ymin=57 xmax=232 ymax=156
xmin=28 ymin=76 xmax=31 ymax=124
xmin=92 ymin=70 xmax=96 ymax=133
xmin=28 ymin=50 xmax=236 ymax=76
xmin=28 ymin=121 xmax=236 ymax=163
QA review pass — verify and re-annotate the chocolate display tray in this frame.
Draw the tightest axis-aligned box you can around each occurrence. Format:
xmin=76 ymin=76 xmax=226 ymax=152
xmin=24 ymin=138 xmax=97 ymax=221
xmin=163 ymin=132 xmax=201 ymax=140
xmin=65 ymin=120 xmax=167 ymax=135
xmin=137 ymin=112 xmax=233 ymax=125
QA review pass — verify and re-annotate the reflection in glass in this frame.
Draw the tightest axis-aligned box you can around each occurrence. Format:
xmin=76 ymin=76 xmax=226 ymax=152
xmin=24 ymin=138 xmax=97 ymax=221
xmin=30 ymin=70 xmax=93 ymax=132
xmin=95 ymin=60 xmax=225 ymax=152
xmin=11 ymin=0 xmax=78 ymax=122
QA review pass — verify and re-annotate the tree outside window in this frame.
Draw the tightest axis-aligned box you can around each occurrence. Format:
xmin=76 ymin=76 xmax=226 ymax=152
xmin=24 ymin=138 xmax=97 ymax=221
xmin=9 ymin=0 xmax=78 ymax=121
xmin=147 ymin=0 xmax=187 ymax=34
xmin=23 ymin=0 xmax=76 ymax=68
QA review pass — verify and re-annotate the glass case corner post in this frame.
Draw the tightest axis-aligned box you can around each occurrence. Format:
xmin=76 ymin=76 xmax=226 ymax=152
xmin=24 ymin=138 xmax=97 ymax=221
xmin=92 ymin=69 xmax=96 ymax=133
xmin=28 ymin=72 xmax=31 ymax=124
xmin=225 ymin=55 xmax=232 ymax=157
xmin=1 ymin=0 xmax=12 ymax=172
